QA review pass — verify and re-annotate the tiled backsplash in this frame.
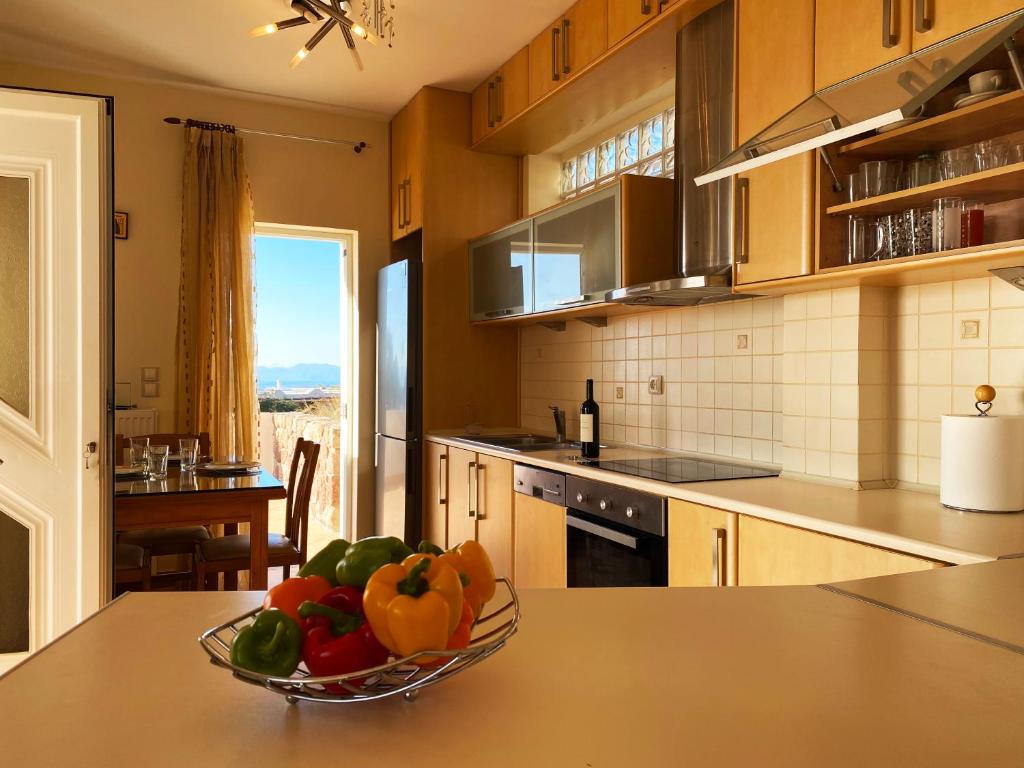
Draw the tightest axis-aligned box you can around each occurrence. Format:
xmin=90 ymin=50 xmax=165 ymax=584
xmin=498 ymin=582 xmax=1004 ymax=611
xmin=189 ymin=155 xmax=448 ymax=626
xmin=891 ymin=276 xmax=1024 ymax=487
xmin=520 ymin=297 xmax=785 ymax=465
xmin=519 ymin=277 xmax=1024 ymax=489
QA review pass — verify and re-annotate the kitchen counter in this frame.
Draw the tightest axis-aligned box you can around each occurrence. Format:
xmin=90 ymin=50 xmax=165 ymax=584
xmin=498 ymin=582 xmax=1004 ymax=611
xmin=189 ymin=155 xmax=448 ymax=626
xmin=429 ymin=432 xmax=1024 ymax=564
xmin=2 ymin=573 xmax=1024 ymax=766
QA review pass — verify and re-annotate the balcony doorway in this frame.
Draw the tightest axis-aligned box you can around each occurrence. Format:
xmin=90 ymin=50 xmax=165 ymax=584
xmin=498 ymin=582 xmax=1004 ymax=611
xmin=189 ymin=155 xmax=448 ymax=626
xmin=253 ymin=224 xmax=357 ymax=582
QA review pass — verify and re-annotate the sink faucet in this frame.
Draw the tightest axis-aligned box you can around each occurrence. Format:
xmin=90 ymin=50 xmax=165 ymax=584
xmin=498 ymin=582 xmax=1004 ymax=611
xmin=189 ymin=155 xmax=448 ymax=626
xmin=549 ymin=405 xmax=566 ymax=443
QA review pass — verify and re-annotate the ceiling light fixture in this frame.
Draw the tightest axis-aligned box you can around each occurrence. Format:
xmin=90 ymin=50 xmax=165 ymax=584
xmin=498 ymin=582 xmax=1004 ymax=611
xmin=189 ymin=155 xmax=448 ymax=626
xmin=251 ymin=0 xmax=395 ymax=72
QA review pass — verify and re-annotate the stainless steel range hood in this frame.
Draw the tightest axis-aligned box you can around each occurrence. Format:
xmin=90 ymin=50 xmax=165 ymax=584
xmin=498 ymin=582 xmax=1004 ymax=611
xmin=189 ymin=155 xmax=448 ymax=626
xmin=607 ymin=0 xmax=739 ymax=308
xmin=695 ymin=9 xmax=1024 ymax=187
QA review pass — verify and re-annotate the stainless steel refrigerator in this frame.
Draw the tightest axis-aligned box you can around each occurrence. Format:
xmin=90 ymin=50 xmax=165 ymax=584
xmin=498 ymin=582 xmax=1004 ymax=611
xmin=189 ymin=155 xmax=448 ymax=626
xmin=375 ymin=258 xmax=422 ymax=544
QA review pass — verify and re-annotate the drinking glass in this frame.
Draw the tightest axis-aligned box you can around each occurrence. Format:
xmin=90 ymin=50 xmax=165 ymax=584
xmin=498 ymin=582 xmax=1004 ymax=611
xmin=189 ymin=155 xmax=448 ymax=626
xmin=845 ymin=172 xmax=864 ymax=203
xmin=904 ymin=207 xmax=934 ymax=256
xmin=147 ymin=444 xmax=170 ymax=479
xmin=860 ymin=160 xmax=901 ymax=196
xmin=961 ymin=200 xmax=985 ymax=247
xmin=881 ymin=213 xmax=911 ymax=259
xmin=1011 ymin=142 xmax=1024 ymax=164
xmin=846 ymin=216 xmax=872 ymax=263
xmin=939 ymin=147 xmax=974 ymax=180
xmin=128 ymin=437 xmax=149 ymax=472
xmin=933 ymin=197 xmax=963 ymax=251
xmin=179 ymin=438 xmax=199 ymax=471
xmin=974 ymin=139 xmax=1009 ymax=172
xmin=905 ymin=156 xmax=938 ymax=188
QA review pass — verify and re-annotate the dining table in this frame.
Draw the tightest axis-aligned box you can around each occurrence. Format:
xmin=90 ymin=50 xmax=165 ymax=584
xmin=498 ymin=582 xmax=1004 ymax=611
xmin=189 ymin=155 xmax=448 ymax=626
xmin=114 ymin=468 xmax=286 ymax=589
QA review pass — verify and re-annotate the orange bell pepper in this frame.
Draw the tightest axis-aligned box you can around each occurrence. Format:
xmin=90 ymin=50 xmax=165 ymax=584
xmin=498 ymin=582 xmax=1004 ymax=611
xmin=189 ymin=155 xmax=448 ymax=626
xmin=439 ymin=540 xmax=496 ymax=618
xmin=262 ymin=575 xmax=331 ymax=622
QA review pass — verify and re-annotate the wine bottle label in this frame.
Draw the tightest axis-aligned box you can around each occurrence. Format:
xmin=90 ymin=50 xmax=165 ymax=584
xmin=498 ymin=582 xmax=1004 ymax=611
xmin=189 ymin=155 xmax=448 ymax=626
xmin=580 ymin=414 xmax=594 ymax=442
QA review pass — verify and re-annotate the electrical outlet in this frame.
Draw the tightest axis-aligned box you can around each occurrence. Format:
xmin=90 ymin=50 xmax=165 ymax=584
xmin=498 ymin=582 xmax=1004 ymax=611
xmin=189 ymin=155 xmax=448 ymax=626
xmin=615 ymin=386 xmax=625 ymax=400
xmin=960 ymin=319 xmax=981 ymax=340
xmin=736 ymin=334 xmax=748 ymax=350
xmin=647 ymin=375 xmax=664 ymax=395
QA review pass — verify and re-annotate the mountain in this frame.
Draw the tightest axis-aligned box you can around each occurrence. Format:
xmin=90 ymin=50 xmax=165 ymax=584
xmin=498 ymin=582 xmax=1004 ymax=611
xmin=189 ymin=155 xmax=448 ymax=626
xmin=257 ymin=363 xmax=341 ymax=388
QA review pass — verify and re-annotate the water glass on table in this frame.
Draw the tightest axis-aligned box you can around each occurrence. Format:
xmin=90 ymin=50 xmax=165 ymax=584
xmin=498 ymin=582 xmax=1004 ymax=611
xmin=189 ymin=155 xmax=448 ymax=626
xmin=147 ymin=444 xmax=170 ymax=479
xmin=128 ymin=437 xmax=149 ymax=473
xmin=179 ymin=438 xmax=199 ymax=471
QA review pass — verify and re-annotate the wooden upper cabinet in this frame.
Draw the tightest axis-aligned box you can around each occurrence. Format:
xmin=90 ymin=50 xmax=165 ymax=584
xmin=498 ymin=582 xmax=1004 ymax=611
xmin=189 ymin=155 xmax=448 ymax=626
xmin=389 ymin=95 xmax=424 ymax=241
xmin=471 ymin=78 xmax=492 ymax=146
xmin=529 ymin=0 xmax=607 ymax=104
xmin=608 ymin=0 xmax=656 ymax=47
xmin=911 ymin=0 xmax=1021 ymax=49
xmin=668 ymin=500 xmax=737 ymax=587
xmin=470 ymin=47 xmax=530 ymax=145
xmin=735 ymin=0 xmax=815 ymax=284
xmin=424 ymin=441 xmax=448 ymax=549
xmin=474 ymin=454 xmax=514 ymax=581
xmin=814 ymin=0 xmax=912 ymax=90
xmin=738 ymin=516 xmax=943 ymax=586
xmin=514 ymin=493 xmax=566 ymax=589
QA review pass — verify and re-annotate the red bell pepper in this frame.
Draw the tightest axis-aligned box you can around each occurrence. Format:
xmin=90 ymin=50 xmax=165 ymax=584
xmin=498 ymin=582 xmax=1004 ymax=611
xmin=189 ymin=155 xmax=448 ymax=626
xmin=298 ymin=599 xmax=389 ymax=691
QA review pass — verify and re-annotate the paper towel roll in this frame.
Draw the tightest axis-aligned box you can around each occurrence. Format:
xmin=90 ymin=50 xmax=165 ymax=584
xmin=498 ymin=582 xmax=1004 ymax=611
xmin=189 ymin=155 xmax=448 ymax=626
xmin=940 ymin=415 xmax=1024 ymax=512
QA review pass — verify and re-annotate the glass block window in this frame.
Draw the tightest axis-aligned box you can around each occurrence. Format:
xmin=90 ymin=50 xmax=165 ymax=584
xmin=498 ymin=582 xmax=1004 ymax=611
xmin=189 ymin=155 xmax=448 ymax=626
xmin=561 ymin=107 xmax=675 ymax=199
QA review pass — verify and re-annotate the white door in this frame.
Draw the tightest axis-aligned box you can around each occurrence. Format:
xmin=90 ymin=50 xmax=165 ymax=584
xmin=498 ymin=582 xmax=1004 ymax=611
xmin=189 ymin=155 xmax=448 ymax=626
xmin=0 ymin=88 xmax=110 ymax=672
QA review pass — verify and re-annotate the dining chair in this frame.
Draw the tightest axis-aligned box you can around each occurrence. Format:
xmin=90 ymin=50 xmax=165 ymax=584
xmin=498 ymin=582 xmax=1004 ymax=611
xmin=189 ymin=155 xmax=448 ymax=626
xmin=193 ymin=437 xmax=320 ymax=590
xmin=114 ymin=541 xmax=152 ymax=593
xmin=116 ymin=432 xmax=213 ymax=586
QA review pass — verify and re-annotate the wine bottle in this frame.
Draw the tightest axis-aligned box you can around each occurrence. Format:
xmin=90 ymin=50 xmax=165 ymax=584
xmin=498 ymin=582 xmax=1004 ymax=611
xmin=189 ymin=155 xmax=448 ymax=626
xmin=580 ymin=379 xmax=600 ymax=459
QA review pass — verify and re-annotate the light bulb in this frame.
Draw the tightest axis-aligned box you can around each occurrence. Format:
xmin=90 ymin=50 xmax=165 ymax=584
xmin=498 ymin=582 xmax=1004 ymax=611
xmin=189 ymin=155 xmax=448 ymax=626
xmin=289 ymin=47 xmax=310 ymax=68
xmin=350 ymin=23 xmax=366 ymax=38
xmin=250 ymin=23 xmax=278 ymax=37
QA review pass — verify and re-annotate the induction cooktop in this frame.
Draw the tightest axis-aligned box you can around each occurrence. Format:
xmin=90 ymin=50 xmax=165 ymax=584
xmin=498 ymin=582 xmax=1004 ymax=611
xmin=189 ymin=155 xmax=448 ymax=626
xmin=575 ymin=456 xmax=780 ymax=483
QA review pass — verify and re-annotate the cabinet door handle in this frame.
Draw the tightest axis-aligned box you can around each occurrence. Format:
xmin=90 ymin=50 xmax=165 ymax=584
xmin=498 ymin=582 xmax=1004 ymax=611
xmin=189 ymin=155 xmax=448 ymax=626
xmin=641 ymin=0 xmax=652 ymax=14
xmin=561 ymin=19 xmax=571 ymax=75
xmin=735 ymin=177 xmax=750 ymax=264
xmin=550 ymin=27 xmax=560 ymax=81
xmin=711 ymin=527 xmax=726 ymax=587
xmin=467 ymin=461 xmax=477 ymax=517
xmin=438 ymin=453 xmax=447 ymax=505
xmin=882 ymin=0 xmax=898 ymax=48
xmin=914 ymin=0 xmax=932 ymax=33
xmin=475 ymin=462 xmax=485 ymax=519
xmin=486 ymin=80 xmax=495 ymax=127
xmin=397 ymin=179 xmax=405 ymax=229
xmin=403 ymin=178 xmax=412 ymax=227
xmin=494 ymin=75 xmax=504 ymax=123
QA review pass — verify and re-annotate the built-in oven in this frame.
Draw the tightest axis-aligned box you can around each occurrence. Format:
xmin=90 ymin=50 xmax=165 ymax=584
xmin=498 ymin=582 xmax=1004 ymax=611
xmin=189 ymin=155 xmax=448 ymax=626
xmin=565 ymin=476 xmax=667 ymax=588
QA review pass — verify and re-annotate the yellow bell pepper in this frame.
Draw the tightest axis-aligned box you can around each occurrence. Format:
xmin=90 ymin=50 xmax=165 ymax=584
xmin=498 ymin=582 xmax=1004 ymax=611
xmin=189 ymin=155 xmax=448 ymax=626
xmin=363 ymin=555 xmax=464 ymax=658
xmin=439 ymin=540 xmax=496 ymax=619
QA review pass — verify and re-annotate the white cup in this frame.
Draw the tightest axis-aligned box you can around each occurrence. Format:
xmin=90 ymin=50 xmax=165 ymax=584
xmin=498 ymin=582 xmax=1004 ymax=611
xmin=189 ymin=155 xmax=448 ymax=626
xmin=968 ymin=69 xmax=1009 ymax=95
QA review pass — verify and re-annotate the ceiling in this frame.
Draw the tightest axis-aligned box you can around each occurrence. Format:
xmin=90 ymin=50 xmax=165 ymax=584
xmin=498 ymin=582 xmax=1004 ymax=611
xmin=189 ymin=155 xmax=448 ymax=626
xmin=0 ymin=0 xmax=570 ymax=117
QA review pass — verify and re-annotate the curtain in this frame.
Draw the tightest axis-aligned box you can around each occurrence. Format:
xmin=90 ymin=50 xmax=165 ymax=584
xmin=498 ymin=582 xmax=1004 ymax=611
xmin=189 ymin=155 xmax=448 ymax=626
xmin=174 ymin=122 xmax=258 ymax=462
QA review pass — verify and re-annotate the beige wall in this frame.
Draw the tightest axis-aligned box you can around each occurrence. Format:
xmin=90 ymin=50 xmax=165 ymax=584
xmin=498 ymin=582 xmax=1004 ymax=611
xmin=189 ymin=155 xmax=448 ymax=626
xmin=0 ymin=60 xmax=389 ymax=533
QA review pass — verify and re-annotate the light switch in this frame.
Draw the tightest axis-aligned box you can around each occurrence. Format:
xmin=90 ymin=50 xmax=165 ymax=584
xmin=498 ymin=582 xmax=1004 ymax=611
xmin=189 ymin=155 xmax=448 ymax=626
xmin=736 ymin=334 xmax=748 ymax=350
xmin=615 ymin=386 xmax=625 ymax=400
xmin=647 ymin=375 xmax=664 ymax=395
xmin=960 ymin=319 xmax=980 ymax=340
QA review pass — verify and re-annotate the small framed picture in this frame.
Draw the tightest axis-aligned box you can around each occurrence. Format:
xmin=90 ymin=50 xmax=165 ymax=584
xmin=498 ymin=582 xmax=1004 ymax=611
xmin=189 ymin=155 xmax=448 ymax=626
xmin=114 ymin=211 xmax=128 ymax=240
xmin=141 ymin=366 xmax=159 ymax=382
xmin=141 ymin=381 xmax=159 ymax=398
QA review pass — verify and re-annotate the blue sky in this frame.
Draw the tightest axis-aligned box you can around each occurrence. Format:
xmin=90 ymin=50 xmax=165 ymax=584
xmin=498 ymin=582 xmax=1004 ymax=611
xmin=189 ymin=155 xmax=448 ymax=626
xmin=253 ymin=235 xmax=341 ymax=367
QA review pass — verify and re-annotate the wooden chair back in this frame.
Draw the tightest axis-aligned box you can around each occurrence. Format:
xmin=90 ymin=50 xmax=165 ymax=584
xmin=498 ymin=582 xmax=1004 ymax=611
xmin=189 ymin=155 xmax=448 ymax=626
xmin=119 ymin=432 xmax=212 ymax=457
xmin=285 ymin=438 xmax=320 ymax=561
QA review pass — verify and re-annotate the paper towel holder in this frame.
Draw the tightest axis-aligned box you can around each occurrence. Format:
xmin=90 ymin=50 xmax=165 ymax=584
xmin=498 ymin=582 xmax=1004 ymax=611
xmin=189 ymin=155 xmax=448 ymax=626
xmin=975 ymin=384 xmax=995 ymax=415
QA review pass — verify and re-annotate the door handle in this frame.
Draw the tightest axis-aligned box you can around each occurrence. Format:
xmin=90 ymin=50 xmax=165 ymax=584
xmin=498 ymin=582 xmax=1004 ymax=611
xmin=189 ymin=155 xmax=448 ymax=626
xmin=711 ymin=527 xmax=726 ymax=586
xmin=550 ymin=27 xmax=560 ymax=82
xmin=641 ymin=0 xmax=652 ymax=14
xmin=561 ymin=18 xmax=570 ymax=75
xmin=494 ymin=75 xmax=504 ymax=123
xmin=475 ymin=463 xmax=485 ymax=519
xmin=882 ymin=0 xmax=898 ymax=48
xmin=397 ymin=179 xmax=405 ymax=229
xmin=486 ymin=80 xmax=495 ymax=128
xmin=467 ymin=461 xmax=477 ymax=517
xmin=735 ymin=177 xmax=750 ymax=264
xmin=438 ymin=453 xmax=447 ymax=505
xmin=914 ymin=0 xmax=932 ymax=33
xmin=403 ymin=178 xmax=412 ymax=227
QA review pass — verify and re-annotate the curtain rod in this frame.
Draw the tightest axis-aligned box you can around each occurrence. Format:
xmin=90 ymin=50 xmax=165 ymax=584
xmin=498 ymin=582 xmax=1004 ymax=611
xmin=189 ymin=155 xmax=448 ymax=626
xmin=163 ymin=116 xmax=368 ymax=153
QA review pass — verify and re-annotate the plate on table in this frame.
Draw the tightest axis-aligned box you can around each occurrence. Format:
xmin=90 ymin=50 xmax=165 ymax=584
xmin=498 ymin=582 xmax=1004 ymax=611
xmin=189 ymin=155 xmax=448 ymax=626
xmin=198 ymin=461 xmax=261 ymax=475
xmin=954 ymin=89 xmax=1012 ymax=109
xmin=115 ymin=467 xmax=148 ymax=480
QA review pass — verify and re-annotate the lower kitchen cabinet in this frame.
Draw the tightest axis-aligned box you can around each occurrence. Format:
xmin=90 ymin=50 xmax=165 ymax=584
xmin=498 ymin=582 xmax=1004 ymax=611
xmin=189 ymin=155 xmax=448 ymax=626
xmin=738 ymin=516 xmax=943 ymax=586
xmin=514 ymin=494 xmax=567 ymax=588
xmin=424 ymin=441 xmax=448 ymax=548
xmin=443 ymin=444 xmax=515 ymax=579
xmin=668 ymin=500 xmax=737 ymax=587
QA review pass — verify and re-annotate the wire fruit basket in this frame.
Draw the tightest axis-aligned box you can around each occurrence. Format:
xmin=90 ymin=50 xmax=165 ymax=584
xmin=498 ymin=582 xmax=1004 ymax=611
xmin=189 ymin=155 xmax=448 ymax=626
xmin=198 ymin=578 xmax=519 ymax=704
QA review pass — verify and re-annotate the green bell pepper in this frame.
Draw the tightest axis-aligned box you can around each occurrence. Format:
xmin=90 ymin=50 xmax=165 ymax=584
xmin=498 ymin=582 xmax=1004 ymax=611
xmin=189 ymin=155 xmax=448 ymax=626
xmin=417 ymin=540 xmax=444 ymax=556
xmin=299 ymin=538 xmax=351 ymax=586
xmin=230 ymin=608 xmax=302 ymax=677
xmin=335 ymin=536 xmax=414 ymax=588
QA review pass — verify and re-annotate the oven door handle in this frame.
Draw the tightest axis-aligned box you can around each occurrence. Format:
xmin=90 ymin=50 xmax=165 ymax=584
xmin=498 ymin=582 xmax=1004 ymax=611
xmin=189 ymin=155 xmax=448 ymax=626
xmin=567 ymin=515 xmax=638 ymax=550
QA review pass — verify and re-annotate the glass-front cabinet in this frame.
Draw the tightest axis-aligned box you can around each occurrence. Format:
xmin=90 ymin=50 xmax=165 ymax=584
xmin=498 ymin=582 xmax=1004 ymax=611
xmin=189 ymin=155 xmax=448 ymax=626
xmin=533 ymin=185 xmax=620 ymax=313
xmin=468 ymin=219 xmax=534 ymax=321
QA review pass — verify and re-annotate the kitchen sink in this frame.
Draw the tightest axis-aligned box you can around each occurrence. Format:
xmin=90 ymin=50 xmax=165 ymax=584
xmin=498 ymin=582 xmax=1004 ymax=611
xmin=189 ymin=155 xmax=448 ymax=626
xmin=451 ymin=434 xmax=581 ymax=452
